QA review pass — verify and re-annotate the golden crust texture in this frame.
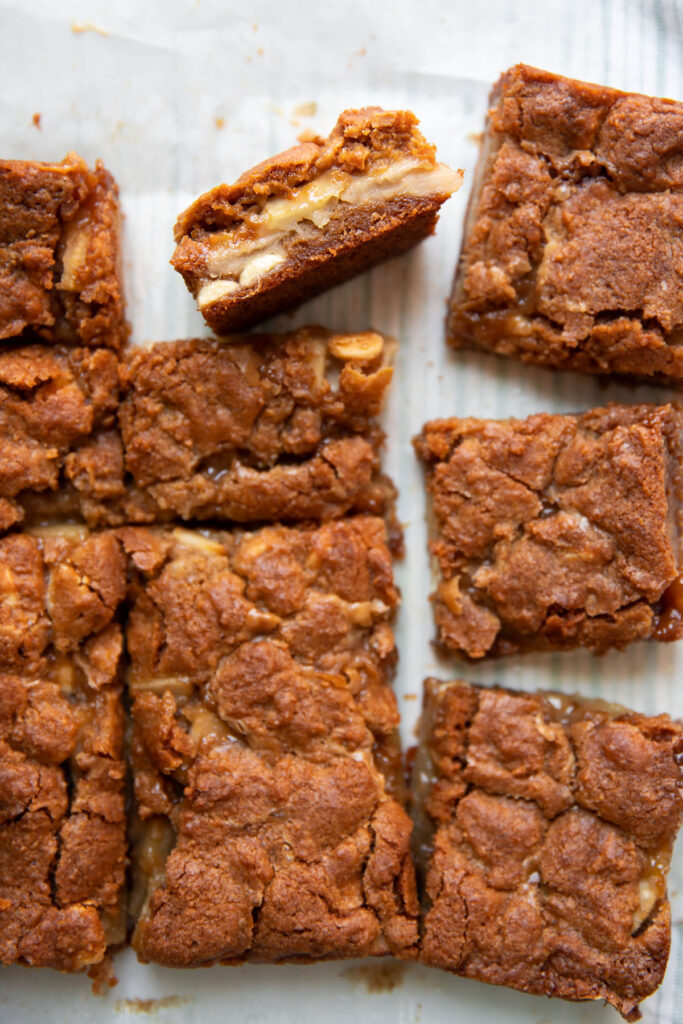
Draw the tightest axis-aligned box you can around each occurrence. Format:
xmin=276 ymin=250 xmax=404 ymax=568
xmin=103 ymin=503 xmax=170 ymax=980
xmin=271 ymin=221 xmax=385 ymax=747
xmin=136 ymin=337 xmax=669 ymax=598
xmin=122 ymin=519 xmax=418 ymax=967
xmin=0 ymin=153 xmax=128 ymax=350
xmin=448 ymin=64 xmax=683 ymax=383
xmin=417 ymin=679 xmax=683 ymax=1021
xmin=0 ymin=528 xmax=127 ymax=971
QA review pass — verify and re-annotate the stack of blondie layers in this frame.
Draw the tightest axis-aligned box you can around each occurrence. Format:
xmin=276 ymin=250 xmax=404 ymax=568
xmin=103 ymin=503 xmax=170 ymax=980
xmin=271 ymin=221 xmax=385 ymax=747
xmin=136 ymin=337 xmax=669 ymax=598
xmin=1 ymin=74 xmax=683 ymax=1022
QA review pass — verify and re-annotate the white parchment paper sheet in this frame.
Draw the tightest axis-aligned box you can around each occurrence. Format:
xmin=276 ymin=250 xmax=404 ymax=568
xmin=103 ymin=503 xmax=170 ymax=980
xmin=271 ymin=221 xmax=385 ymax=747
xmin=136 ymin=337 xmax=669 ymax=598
xmin=1 ymin=1 xmax=683 ymax=1021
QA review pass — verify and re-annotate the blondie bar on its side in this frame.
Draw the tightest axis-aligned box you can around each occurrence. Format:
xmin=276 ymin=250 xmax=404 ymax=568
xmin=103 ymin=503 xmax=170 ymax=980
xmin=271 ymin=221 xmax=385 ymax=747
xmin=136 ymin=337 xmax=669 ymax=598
xmin=0 ymin=527 xmax=127 ymax=972
xmin=414 ymin=403 xmax=683 ymax=658
xmin=123 ymin=520 xmax=417 ymax=967
xmin=173 ymin=108 xmax=462 ymax=333
xmin=0 ymin=153 xmax=128 ymax=350
xmin=415 ymin=679 xmax=683 ymax=1021
xmin=448 ymin=65 xmax=683 ymax=383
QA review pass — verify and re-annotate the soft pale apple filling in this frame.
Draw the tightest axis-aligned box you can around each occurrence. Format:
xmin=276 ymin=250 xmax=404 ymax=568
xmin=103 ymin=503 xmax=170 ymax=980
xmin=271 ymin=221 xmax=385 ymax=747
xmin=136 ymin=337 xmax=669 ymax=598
xmin=632 ymin=857 xmax=668 ymax=933
xmin=130 ymin=816 xmax=176 ymax=925
xmin=196 ymin=158 xmax=462 ymax=308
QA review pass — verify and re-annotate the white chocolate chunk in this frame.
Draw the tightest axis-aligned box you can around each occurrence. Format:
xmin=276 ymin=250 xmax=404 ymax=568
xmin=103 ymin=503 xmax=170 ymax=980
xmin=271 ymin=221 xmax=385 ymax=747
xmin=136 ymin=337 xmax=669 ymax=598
xmin=238 ymin=251 xmax=286 ymax=288
xmin=171 ymin=528 xmax=227 ymax=556
xmin=197 ymin=278 xmax=240 ymax=308
xmin=328 ymin=331 xmax=384 ymax=362
xmin=632 ymin=872 xmax=664 ymax=933
xmin=186 ymin=707 xmax=231 ymax=745
xmin=59 ymin=222 xmax=90 ymax=291
xmin=261 ymin=168 xmax=347 ymax=233
xmin=27 ymin=523 xmax=90 ymax=541
xmin=130 ymin=676 xmax=194 ymax=698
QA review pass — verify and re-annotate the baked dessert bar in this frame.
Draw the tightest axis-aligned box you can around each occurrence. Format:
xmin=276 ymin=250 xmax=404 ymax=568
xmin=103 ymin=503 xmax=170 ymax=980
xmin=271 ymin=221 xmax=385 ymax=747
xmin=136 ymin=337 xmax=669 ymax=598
xmin=114 ymin=327 xmax=398 ymax=531
xmin=0 ymin=344 xmax=121 ymax=532
xmin=415 ymin=679 xmax=683 ymax=1020
xmin=447 ymin=64 xmax=683 ymax=384
xmin=414 ymin=403 xmax=683 ymax=658
xmin=3 ymin=328 xmax=398 ymax=537
xmin=172 ymin=108 xmax=462 ymax=333
xmin=0 ymin=153 xmax=128 ymax=350
xmin=123 ymin=519 xmax=417 ymax=966
xmin=0 ymin=526 xmax=127 ymax=971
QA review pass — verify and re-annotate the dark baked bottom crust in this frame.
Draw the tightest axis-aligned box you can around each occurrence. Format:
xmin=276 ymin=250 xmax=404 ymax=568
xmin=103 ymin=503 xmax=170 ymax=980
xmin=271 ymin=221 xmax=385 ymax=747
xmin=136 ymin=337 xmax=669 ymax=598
xmin=187 ymin=196 xmax=443 ymax=334
xmin=415 ymin=679 xmax=683 ymax=1021
xmin=0 ymin=528 xmax=127 ymax=971
xmin=415 ymin=403 xmax=683 ymax=659
xmin=447 ymin=64 xmax=683 ymax=383
xmin=122 ymin=519 xmax=418 ymax=967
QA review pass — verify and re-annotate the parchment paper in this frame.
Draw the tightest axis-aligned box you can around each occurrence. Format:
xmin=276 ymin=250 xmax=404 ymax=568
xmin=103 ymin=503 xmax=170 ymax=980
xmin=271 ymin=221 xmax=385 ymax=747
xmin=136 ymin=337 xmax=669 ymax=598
xmin=1 ymin=1 xmax=683 ymax=1021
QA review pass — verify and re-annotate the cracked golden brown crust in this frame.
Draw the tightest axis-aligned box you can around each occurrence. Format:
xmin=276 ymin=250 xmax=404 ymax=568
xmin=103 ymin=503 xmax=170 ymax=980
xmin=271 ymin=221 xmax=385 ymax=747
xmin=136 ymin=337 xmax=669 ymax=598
xmin=115 ymin=328 xmax=396 ymax=528
xmin=414 ymin=403 xmax=683 ymax=658
xmin=1 ymin=329 xmax=400 ymax=540
xmin=416 ymin=680 xmax=683 ymax=1021
xmin=447 ymin=64 xmax=683 ymax=383
xmin=49 ymin=327 xmax=395 ymax=534
xmin=0 ymin=528 xmax=127 ymax=972
xmin=122 ymin=519 xmax=418 ymax=966
xmin=0 ymin=153 xmax=128 ymax=350
xmin=0 ymin=344 xmax=120 ymax=532
xmin=172 ymin=108 xmax=457 ymax=333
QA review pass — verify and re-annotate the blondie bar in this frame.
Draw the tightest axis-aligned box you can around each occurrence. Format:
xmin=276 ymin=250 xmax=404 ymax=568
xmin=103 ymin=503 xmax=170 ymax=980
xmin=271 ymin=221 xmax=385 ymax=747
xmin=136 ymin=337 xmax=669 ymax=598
xmin=448 ymin=65 xmax=683 ymax=383
xmin=122 ymin=520 xmax=417 ymax=966
xmin=173 ymin=108 xmax=461 ymax=333
xmin=115 ymin=327 xmax=397 ymax=531
xmin=414 ymin=403 xmax=683 ymax=658
xmin=0 ymin=526 xmax=127 ymax=971
xmin=0 ymin=344 xmax=121 ymax=532
xmin=415 ymin=679 xmax=683 ymax=1020
xmin=0 ymin=153 xmax=127 ymax=349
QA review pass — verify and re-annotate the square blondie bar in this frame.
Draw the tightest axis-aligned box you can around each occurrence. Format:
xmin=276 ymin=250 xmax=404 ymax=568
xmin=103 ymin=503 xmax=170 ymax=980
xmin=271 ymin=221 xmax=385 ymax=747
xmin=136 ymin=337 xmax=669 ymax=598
xmin=448 ymin=65 xmax=683 ymax=383
xmin=415 ymin=679 xmax=683 ymax=1020
xmin=0 ymin=526 xmax=127 ymax=972
xmin=1 ymin=327 xmax=399 ymax=536
xmin=414 ymin=403 xmax=683 ymax=658
xmin=122 ymin=519 xmax=417 ymax=966
xmin=173 ymin=108 xmax=461 ymax=333
xmin=115 ymin=327 xmax=398 ymax=533
xmin=0 ymin=344 xmax=121 ymax=532
xmin=0 ymin=153 xmax=128 ymax=350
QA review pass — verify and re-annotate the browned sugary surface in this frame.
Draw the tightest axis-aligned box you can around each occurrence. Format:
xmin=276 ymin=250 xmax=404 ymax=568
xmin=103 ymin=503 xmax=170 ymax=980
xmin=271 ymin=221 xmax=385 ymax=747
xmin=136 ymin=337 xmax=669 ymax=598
xmin=0 ymin=344 xmax=121 ymax=532
xmin=123 ymin=519 xmax=418 ymax=966
xmin=448 ymin=64 xmax=683 ymax=383
xmin=174 ymin=109 xmax=441 ymax=239
xmin=112 ymin=327 xmax=398 ymax=530
xmin=0 ymin=153 xmax=128 ymax=350
xmin=415 ymin=403 xmax=683 ymax=658
xmin=417 ymin=680 xmax=683 ymax=1020
xmin=172 ymin=108 xmax=456 ymax=333
xmin=0 ymin=527 xmax=127 ymax=971
xmin=0 ymin=328 xmax=399 ymax=537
